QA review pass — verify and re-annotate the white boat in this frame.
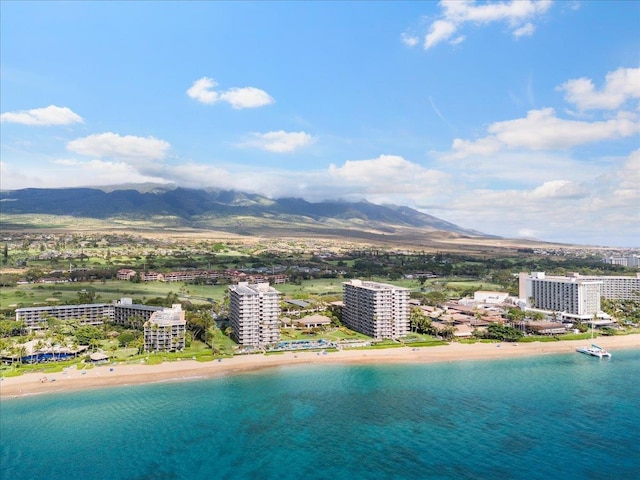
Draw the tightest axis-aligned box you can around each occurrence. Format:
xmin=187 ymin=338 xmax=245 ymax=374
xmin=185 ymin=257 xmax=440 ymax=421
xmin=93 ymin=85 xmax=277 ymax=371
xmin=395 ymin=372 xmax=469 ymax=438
xmin=576 ymin=344 xmax=611 ymax=358
xmin=576 ymin=324 xmax=611 ymax=358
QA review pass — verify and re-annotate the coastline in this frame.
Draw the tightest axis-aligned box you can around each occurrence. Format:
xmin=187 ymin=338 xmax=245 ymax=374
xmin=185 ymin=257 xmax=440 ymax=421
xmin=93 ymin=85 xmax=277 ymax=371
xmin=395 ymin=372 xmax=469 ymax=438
xmin=2 ymin=334 xmax=639 ymax=399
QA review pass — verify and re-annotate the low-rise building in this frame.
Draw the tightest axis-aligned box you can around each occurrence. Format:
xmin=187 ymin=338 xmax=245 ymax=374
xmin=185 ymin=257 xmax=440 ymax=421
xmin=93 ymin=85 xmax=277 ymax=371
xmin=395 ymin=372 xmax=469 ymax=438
xmin=141 ymin=271 xmax=163 ymax=281
xmin=16 ymin=303 xmax=113 ymax=331
xmin=16 ymin=298 xmax=163 ymax=331
xmin=526 ymin=321 xmax=567 ymax=335
xmin=473 ymin=291 xmax=509 ymax=304
xmin=117 ymin=269 xmax=136 ymax=280
xmin=296 ymin=314 xmax=332 ymax=329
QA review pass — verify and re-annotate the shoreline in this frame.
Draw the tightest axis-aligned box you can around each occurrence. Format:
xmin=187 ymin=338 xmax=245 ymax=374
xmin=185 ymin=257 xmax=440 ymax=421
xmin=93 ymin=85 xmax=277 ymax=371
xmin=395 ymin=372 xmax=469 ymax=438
xmin=2 ymin=334 xmax=639 ymax=399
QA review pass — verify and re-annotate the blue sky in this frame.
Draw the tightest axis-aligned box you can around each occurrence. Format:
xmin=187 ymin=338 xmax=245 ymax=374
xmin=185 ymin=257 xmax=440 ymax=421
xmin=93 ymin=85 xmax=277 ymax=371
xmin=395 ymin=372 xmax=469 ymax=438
xmin=1 ymin=1 xmax=639 ymax=247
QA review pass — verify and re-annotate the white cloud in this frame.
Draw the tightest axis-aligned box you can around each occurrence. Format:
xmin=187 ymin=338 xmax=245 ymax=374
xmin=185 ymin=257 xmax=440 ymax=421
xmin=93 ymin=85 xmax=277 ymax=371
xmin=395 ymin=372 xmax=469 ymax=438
xmin=67 ymin=133 xmax=170 ymax=160
xmin=0 ymin=105 xmax=83 ymax=126
xmin=558 ymin=67 xmax=640 ymax=111
xmin=5 ymin=153 xmax=448 ymax=207
xmin=424 ymin=20 xmax=457 ymax=50
xmin=219 ymin=87 xmax=275 ymax=109
xmin=187 ymin=77 xmax=274 ymax=108
xmin=617 ymin=149 xmax=640 ymax=189
xmin=0 ymin=158 xmax=168 ymax=190
xmin=0 ymin=161 xmax=15 ymax=190
xmin=443 ymin=150 xmax=604 ymax=188
xmin=427 ymin=148 xmax=640 ymax=245
xmin=513 ymin=22 xmax=535 ymax=37
xmin=442 ymin=0 xmax=552 ymax=23
xmin=418 ymin=0 xmax=552 ymax=50
xmin=216 ymin=154 xmax=451 ymax=205
xmin=517 ymin=228 xmax=540 ymax=239
xmin=530 ymin=179 xmax=586 ymax=199
xmin=450 ymin=136 xmax=502 ymax=158
xmin=447 ymin=108 xmax=639 ymax=159
xmin=401 ymin=32 xmax=419 ymax=47
xmin=51 ymin=158 xmax=84 ymax=166
xmin=238 ymin=131 xmax=315 ymax=153
xmin=329 ymin=155 xmax=445 ymax=190
xmin=186 ymin=77 xmax=219 ymax=104
xmin=3 ymin=146 xmax=637 ymax=245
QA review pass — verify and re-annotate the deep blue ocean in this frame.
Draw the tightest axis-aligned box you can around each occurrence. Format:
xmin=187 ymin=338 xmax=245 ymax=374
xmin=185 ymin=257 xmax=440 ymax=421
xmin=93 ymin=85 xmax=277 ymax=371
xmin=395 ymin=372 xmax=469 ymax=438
xmin=2 ymin=349 xmax=639 ymax=480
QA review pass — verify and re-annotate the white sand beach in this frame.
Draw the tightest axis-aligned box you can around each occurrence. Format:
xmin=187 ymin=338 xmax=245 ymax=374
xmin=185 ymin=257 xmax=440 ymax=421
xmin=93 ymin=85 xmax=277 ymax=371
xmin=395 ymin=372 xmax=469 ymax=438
xmin=2 ymin=334 xmax=639 ymax=399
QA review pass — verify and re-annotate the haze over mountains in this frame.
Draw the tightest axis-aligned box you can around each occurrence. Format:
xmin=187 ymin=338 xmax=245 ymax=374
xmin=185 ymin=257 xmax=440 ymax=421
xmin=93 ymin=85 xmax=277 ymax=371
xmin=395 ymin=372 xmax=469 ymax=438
xmin=0 ymin=185 xmax=491 ymax=241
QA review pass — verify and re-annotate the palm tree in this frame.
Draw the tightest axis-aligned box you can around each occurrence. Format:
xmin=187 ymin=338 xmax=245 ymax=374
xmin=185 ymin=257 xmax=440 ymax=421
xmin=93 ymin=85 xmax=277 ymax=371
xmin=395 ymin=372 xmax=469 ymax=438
xmin=14 ymin=344 xmax=27 ymax=366
xmin=442 ymin=314 xmax=456 ymax=341
xmin=108 ymin=342 xmax=117 ymax=359
xmin=34 ymin=339 xmax=46 ymax=353
xmin=506 ymin=308 xmax=525 ymax=329
xmin=89 ymin=338 xmax=100 ymax=352
xmin=409 ymin=307 xmax=426 ymax=333
xmin=447 ymin=324 xmax=457 ymax=340
xmin=0 ymin=338 xmax=10 ymax=356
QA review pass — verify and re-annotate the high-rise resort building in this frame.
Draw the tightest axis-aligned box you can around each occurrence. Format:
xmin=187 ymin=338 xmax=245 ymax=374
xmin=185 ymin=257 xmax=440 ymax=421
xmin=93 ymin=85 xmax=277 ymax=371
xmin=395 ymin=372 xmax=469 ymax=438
xmin=519 ymin=272 xmax=602 ymax=320
xmin=342 ymin=279 xmax=410 ymax=340
xmin=228 ymin=282 xmax=281 ymax=348
xmin=519 ymin=272 xmax=640 ymax=321
xmin=143 ymin=304 xmax=186 ymax=352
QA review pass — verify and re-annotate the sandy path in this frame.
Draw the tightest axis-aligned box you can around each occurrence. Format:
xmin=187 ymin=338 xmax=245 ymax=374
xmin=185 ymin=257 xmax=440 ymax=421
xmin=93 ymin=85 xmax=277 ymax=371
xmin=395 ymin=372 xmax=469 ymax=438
xmin=2 ymin=334 xmax=639 ymax=399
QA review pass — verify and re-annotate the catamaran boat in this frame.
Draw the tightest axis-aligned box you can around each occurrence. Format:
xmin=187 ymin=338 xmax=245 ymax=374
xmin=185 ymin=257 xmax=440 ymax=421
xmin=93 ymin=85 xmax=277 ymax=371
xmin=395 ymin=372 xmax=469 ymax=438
xmin=576 ymin=343 xmax=611 ymax=358
xmin=577 ymin=322 xmax=612 ymax=358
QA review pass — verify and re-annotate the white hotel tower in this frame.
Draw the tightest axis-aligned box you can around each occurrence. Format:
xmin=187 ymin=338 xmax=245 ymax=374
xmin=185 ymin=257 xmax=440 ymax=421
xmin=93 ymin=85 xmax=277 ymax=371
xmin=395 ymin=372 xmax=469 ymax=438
xmin=342 ymin=279 xmax=410 ymax=340
xmin=519 ymin=272 xmax=603 ymax=320
xmin=229 ymin=282 xmax=281 ymax=348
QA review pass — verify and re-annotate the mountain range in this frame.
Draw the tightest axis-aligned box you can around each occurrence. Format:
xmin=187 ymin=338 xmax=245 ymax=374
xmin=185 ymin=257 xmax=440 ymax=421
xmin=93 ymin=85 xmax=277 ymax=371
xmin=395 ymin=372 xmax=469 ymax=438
xmin=0 ymin=185 xmax=492 ymax=242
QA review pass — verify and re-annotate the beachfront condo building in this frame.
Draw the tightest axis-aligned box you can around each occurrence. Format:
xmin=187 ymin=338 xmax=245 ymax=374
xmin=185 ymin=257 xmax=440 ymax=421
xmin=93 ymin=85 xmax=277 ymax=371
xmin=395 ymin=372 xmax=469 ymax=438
xmin=16 ymin=303 xmax=113 ymax=331
xmin=342 ymin=279 xmax=410 ymax=340
xmin=229 ymin=282 xmax=281 ymax=348
xmin=143 ymin=304 xmax=186 ymax=352
xmin=111 ymin=298 xmax=163 ymax=327
xmin=15 ymin=298 xmax=163 ymax=331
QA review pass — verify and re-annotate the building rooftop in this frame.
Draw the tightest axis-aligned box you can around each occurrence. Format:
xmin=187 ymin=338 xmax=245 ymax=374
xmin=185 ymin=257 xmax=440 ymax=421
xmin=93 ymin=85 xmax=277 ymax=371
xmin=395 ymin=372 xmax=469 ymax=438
xmin=148 ymin=306 xmax=185 ymax=326
xmin=231 ymin=282 xmax=280 ymax=295
xmin=344 ymin=279 xmax=408 ymax=291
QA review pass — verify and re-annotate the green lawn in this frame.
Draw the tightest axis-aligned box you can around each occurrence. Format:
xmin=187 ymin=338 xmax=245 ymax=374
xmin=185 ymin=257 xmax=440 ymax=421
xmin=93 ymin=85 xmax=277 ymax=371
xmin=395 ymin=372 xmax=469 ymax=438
xmin=419 ymin=277 xmax=504 ymax=291
xmin=1 ymin=276 xmax=429 ymax=311
xmin=0 ymin=280 xmax=227 ymax=310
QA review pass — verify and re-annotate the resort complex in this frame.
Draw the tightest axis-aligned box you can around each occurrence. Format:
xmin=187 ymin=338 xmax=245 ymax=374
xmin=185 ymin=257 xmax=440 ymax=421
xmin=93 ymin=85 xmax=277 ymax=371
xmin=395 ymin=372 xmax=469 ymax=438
xmin=4 ymin=267 xmax=640 ymax=364
xmin=519 ymin=272 xmax=640 ymax=321
xmin=342 ymin=279 xmax=410 ymax=340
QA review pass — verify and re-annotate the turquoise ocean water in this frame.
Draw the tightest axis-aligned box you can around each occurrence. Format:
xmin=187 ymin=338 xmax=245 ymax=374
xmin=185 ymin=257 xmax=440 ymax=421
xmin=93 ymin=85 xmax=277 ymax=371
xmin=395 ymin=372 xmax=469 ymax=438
xmin=2 ymin=349 xmax=639 ymax=480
